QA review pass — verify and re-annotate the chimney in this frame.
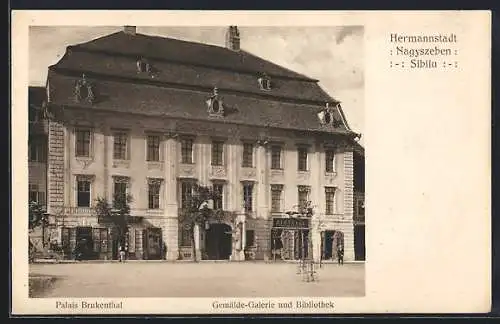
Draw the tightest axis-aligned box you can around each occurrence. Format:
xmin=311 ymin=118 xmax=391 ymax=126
xmin=123 ymin=26 xmax=136 ymax=35
xmin=225 ymin=26 xmax=240 ymax=51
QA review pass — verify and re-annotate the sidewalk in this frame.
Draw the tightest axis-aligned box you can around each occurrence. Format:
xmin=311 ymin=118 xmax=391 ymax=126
xmin=32 ymin=258 xmax=365 ymax=265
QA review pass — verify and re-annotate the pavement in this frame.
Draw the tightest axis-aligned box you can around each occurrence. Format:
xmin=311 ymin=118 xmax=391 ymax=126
xmin=29 ymin=261 xmax=365 ymax=298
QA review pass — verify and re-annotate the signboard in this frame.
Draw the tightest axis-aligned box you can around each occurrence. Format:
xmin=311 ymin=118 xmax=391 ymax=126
xmin=272 ymin=217 xmax=310 ymax=229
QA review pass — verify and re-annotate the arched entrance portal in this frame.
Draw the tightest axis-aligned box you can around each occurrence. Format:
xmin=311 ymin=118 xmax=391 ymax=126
xmin=205 ymin=223 xmax=232 ymax=260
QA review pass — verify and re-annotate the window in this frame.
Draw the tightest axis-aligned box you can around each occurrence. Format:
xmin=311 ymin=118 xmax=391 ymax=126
xmin=113 ymin=179 xmax=128 ymax=202
xmin=147 ymin=135 xmax=161 ymax=162
xmin=28 ymin=138 xmax=46 ymax=162
xmin=298 ymin=147 xmax=308 ymax=171
xmin=212 ymin=183 xmax=224 ymax=210
xmin=325 ymin=187 xmax=336 ymax=215
xmin=113 ymin=132 xmax=128 ymax=160
xmin=181 ymin=138 xmax=194 ymax=164
xmin=325 ymin=149 xmax=335 ymax=173
xmin=271 ymin=145 xmax=282 ymax=169
xmin=242 ymin=143 xmax=254 ymax=167
xmin=243 ymin=183 xmax=254 ymax=213
xmin=246 ymin=230 xmax=255 ymax=247
xmin=75 ymin=129 xmax=91 ymax=157
xmin=258 ymin=74 xmax=272 ymax=90
xmin=77 ymin=179 xmax=91 ymax=207
xmin=298 ymin=186 xmax=310 ymax=211
xmin=211 ymin=141 xmax=224 ymax=166
xmin=180 ymin=181 xmax=194 ymax=209
xmin=271 ymin=184 xmax=283 ymax=213
xmin=29 ymin=184 xmax=46 ymax=206
xmin=148 ymin=180 xmax=161 ymax=209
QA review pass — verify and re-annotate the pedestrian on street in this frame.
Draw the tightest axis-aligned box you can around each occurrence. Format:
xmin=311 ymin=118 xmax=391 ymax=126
xmin=119 ymin=245 xmax=126 ymax=262
xmin=337 ymin=244 xmax=344 ymax=265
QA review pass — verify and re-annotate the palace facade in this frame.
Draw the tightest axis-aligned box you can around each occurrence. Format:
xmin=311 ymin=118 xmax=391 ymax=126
xmin=33 ymin=26 xmax=365 ymax=262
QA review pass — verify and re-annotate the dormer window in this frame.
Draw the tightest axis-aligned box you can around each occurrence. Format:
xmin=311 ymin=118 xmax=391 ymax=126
xmin=258 ymin=73 xmax=272 ymax=91
xmin=136 ymin=57 xmax=152 ymax=73
xmin=206 ymin=87 xmax=224 ymax=117
xmin=318 ymin=102 xmax=342 ymax=127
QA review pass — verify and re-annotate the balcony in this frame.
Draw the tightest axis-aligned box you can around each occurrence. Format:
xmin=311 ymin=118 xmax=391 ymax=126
xmin=62 ymin=207 xmax=164 ymax=219
xmin=178 ymin=208 xmax=237 ymax=224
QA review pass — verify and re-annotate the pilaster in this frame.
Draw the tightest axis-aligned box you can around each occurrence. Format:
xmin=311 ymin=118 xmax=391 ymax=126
xmin=47 ymin=120 xmax=65 ymax=215
xmin=165 ymin=134 xmax=179 ymax=260
xmin=255 ymin=141 xmax=268 ymax=219
xmin=343 ymin=150 xmax=355 ymax=261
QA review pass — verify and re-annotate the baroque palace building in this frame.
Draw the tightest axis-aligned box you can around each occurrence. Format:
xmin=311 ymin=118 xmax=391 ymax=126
xmin=35 ymin=26 xmax=364 ymax=262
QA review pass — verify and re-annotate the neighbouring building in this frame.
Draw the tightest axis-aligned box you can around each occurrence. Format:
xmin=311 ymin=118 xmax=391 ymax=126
xmin=28 ymin=86 xmax=49 ymax=251
xmin=40 ymin=26 xmax=364 ymax=262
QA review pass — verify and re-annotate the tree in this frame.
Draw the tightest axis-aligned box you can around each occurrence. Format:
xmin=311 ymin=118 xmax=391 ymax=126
xmin=112 ymin=193 xmax=133 ymax=248
xmin=29 ymin=201 xmax=48 ymax=231
xmin=29 ymin=201 xmax=48 ymax=262
xmin=94 ymin=194 xmax=133 ymax=252
xmin=177 ymin=184 xmax=222 ymax=262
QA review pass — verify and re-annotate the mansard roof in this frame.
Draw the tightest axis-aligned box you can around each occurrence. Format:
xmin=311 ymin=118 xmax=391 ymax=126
xmin=48 ymin=70 xmax=352 ymax=134
xmin=47 ymin=30 xmax=356 ymax=136
xmin=68 ymin=31 xmax=315 ymax=81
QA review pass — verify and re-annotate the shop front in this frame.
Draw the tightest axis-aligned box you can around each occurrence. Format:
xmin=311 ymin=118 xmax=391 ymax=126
xmin=270 ymin=217 xmax=310 ymax=261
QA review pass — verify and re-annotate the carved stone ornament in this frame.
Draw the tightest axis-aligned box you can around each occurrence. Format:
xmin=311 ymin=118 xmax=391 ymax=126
xmin=179 ymin=164 xmax=196 ymax=177
xmin=76 ymin=174 xmax=95 ymax=182
xmin=76 ymin=158 xmax=93 ymax=169
xmin=206 ymin=87 xmax=224 ymax=117
xmin=112 ymin=175 xmax=130 ymax=183
xmin=74 ymin=73 xmax=96 ymax=104
xmin=147 ymin=178 xmax=163 ymax=186
xmin=210 ymin=165 xmax=227 ymax=178
xmin=241 ymin=167 xmax=257 ymax=179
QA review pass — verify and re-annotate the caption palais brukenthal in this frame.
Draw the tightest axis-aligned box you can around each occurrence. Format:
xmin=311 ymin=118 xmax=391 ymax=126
xmin=28 ymin=26 xmax=365 ymax=264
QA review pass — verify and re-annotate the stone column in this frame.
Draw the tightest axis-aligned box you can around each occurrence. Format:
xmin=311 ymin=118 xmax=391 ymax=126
xmin=164 ymin=134 xmax=179 ymax=261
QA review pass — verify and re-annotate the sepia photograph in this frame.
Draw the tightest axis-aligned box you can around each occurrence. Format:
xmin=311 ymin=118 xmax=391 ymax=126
xmin=27 ymin=25 xmax=366 ymax=299
xmin=13 ymin=10 xmax=490 ymax=315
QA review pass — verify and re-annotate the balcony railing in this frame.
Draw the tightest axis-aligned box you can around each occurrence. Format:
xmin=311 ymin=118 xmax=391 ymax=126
xmin=62 ymin=206 xmax=165 ymax=217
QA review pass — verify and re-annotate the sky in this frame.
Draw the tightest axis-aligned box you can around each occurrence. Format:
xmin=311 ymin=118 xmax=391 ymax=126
xmin=29 ymin=26 xmax=364 ymax=139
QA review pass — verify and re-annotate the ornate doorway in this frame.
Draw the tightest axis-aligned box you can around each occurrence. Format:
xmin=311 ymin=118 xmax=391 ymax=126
xmin=205 ymin=223 xmax=232 ymax=260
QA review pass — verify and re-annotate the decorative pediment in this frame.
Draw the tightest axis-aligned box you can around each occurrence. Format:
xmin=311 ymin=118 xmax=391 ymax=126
xmin=112 ymin=175 xmax=130 ymax=183
xmin=297 ymin=185 xmax=311 ymax=193
xmin=74 ymin=73 xmax=96 ymax=104
xmin=206 ymin=87 xmax=224 ymax=118
xmin=147 ymin=178 xmax=163 ymax=186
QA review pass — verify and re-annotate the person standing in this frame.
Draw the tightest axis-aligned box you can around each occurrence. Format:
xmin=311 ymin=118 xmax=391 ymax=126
xmin=337 ymin=244 xmax=344 ymax=265
xmin=119 ymin=245 xmax=126 ymax=262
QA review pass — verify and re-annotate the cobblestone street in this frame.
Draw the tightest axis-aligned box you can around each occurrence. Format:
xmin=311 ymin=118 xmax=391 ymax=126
xmin=29 ymin=262 xmax=365 ymax=298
